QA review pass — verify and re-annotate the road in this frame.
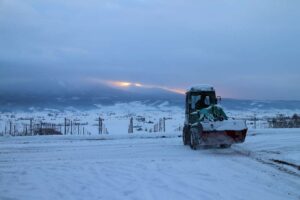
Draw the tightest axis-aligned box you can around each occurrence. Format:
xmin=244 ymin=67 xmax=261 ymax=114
xmin=0 ymin=129 xmax=299 ymax=200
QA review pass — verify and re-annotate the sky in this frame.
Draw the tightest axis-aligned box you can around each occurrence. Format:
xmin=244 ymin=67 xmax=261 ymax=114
xmin=0 ymin=0 xmax=300 ymax=100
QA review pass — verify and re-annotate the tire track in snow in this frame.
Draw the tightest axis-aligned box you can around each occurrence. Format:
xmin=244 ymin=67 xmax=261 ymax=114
xmin=231 ymin=146 xmax=300 ymax=178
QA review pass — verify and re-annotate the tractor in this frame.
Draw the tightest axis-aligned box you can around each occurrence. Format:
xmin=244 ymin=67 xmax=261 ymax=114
xmin=182 ymin=85 xmax=247 ymax=149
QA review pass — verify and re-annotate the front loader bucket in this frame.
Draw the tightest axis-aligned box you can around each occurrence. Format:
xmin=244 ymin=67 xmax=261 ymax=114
xmin=200 ymin=129 xmax=247 ymax=145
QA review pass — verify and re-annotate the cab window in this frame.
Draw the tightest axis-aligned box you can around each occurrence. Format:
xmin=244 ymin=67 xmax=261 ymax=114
xmin=191 ymin=95 xmax=201 ymax=110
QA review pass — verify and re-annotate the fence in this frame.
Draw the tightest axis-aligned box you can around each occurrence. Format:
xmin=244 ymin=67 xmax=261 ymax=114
xmin=0 ymin=117 xmax=101 ymax=136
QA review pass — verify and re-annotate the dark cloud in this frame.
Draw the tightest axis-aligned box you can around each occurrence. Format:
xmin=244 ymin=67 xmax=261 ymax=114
xmin=0 ymin=0 xmax=300 ymax=100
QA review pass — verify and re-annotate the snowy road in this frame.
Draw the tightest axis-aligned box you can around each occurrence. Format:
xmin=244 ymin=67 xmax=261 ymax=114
xmin=0 ymin=130 xmax=299 ymax=200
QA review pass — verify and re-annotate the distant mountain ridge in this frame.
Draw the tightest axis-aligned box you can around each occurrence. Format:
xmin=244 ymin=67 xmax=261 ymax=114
xmin=220 ymin=99 xmax=300 ymax=111
xmin=0 ymin=80 xmax=300 ymax=111
xmin=1 ymin=95 xmax=300 ymax=112
xmin=0 ymin=84 xmax=184 ymax=111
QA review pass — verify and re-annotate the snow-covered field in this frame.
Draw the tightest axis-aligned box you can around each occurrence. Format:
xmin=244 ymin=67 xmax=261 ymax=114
xmin=1 ymin=101 xmax=299 ymax=136
xmin=0 ymin=128 xmax=299 ymax=200
xmin=0 ymin=102 xmax=299 ymax=199
xmin=0 ymin=102 xmax=185 ymax=136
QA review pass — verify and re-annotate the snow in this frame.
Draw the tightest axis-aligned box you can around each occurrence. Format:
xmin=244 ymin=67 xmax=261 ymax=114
xmin=201 ymin=119 xmax=247 ymax=131
xmin=188 ymin=84 xmax=214 ymax=92
xmin=0 ymin=101 xmax=299 ymax=135
xmin=0 ymin=129 xmax=299 ymax=200
xmin=242 ymin=128 xmax=300 ymax=172
xmin=0 ymin=102 xmax=300 ymax=199
xmin=0 ymin=102 xmax=185 ymax=136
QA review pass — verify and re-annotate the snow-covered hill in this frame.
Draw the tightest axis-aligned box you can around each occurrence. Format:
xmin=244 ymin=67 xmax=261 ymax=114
xmin=1 ymin=101 xmax=300 ymax=136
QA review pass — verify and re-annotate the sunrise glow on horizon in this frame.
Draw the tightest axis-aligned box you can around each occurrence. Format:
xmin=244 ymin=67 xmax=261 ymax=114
xmin=107 ymin=80 xmax=186 ymax=95
xmin=86 ymin=78 xmax=186 ymax=95
xmin=85 ymin=77 xmax=234 ymax=97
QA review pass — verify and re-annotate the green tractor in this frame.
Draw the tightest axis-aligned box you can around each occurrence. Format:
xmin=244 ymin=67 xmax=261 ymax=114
xmin=182 ymin=85 xmax=247 ymax=150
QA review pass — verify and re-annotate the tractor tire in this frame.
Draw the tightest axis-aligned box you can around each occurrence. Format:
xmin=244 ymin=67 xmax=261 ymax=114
xmin=182 ymin=125 xmax=190 ymax=145
xmin=189 ymin=127 xmax=200 ymax=150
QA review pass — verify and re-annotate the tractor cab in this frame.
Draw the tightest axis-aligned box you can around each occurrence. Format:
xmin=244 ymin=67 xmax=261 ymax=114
xmin=185 ymin=85 xmax=218 ymax=125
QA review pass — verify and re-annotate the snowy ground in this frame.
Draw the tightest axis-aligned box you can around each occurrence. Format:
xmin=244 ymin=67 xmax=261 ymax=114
xmin=1 ymin=101 xmax=300 ymax=137
xmin=0 ymin=102 xmax=185 ymax=136
xmin=0 ymin=129 xmax=299 ymax=200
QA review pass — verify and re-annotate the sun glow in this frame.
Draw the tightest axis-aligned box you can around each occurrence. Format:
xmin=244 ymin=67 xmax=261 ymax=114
xmin=107 ymin=81 xmax=145 ymax=88
xmin=163 ymin=88 xmax=186 ymax=95
xmin=108 ymin=80 xmax=185 ymax=95
xmin=86 ymin=78 xmax=185 ymax=95
xmin=112 ymin=81 xmax=132 ymax=87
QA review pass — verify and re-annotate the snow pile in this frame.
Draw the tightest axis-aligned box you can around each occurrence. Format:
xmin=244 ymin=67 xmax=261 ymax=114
xmin=201 ymin=119 xmax=247 ymax=131
xmin=188 ymin=84 xmax=214 ymax=92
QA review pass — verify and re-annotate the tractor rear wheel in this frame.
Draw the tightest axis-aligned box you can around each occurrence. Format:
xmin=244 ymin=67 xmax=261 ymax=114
xmin=189 ymin=127 xmax=199 ymax=150
xmin=182 ymin=125 xmax=190 ymax=145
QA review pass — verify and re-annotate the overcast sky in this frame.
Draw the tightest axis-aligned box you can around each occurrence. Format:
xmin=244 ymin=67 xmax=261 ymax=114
xmin=0 ymin=0 xmax=300 ymax=100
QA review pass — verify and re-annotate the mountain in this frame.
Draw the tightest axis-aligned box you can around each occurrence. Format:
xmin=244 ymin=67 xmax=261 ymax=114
xmin=0 ymin=79 xmax=184 ymax=111
xmin=0 ymin=79 xmax=300 ymax=112
xmin=220 ymin=99 xmax=300 ymax=111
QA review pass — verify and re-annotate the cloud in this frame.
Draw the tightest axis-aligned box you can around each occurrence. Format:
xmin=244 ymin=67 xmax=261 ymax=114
xmin=84 ymin=78 xmax=186 ymax=95
xmin=0 ymin=0 xmax=300 ymax=99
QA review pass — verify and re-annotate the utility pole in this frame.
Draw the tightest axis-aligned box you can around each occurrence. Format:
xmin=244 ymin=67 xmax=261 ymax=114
xmin=159 ymin=119 xmax=161 ymax=132
xmin=70 ymin=120 xmax=73 ymax=135
xmin=64 ymin=118 xmax=67 ymax=135
xmin=99 ymin=117 xmax=103 ymax=134
xmin=96 ymin=117 xmax=104 ymax=134
xmin=163 ymin=117 xmax=166 ymax=132
xmin=128 ymin=117 xmax=133 ymax=134
xmin=9 ymin=121 xmax=12 ymax=136
xmin=254 ymin=113 xmax=257 ymax=129
xmin=29 ymin=118 xmax=33 ymax=135
xmin=25 ymin=124 xmax=28 ymax=136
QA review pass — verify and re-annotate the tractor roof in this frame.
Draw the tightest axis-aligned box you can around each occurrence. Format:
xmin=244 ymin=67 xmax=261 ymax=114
xmin=187 ymin=84 xmax=215 ymax=93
